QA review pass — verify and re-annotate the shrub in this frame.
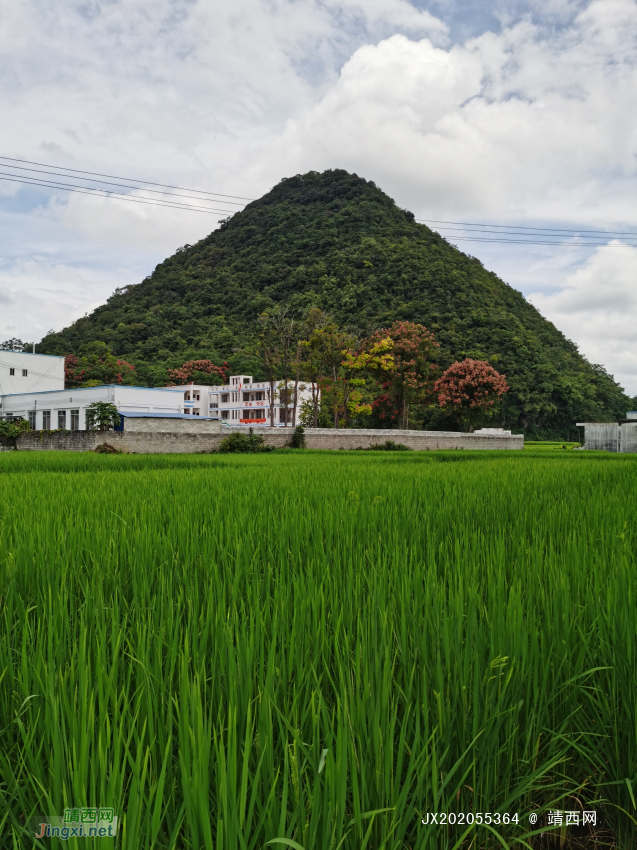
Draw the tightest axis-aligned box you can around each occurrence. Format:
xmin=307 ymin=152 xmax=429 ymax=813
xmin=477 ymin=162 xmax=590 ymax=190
xmin=85 ymin=402 xmax=121 ymax=431
xmin=290 ymin=426 xmax=306 ymax=449
xmin=0 ymin=417 xmax=30 ymax=449
xmin=218 ymin=428 xmax=274 ymax=453
xmin=375 ymin=440 xmax=412 ymax=451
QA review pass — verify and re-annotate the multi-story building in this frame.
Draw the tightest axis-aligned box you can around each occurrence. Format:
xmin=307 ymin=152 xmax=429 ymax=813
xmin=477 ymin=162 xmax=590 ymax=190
xmin=0 ymin=354 xmax=311 ymax=430
xmin=174 ymin=375 xmax=313 ymax=426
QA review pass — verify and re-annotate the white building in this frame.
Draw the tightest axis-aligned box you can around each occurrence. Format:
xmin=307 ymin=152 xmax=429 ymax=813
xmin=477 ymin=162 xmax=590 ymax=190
xmin=1 ymin=384 xmax=185 ymax=430
xmin=0 ymin=354 xmax=312 ymax=430
xmin=0 ymin=351 xmax=65 ymax=397
xmin=174 ymin=375 xmax=313 ymax=426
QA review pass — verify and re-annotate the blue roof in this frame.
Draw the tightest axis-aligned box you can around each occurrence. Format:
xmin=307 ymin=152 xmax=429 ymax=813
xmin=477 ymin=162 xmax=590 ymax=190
xmin=119 ymin=412 xmax=218 ymax=420
xmin=0 ymin=350 xmax=64 ymax=358
xmin=2 ymin=384 xmax=182 ymax=397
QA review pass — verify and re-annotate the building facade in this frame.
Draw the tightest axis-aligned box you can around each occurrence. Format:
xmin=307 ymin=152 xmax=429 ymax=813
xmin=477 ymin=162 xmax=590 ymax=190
xmin=0 ymin=358 xmax=312 ymax=430
xmin=173 ymin=375 xmax=313 ymax=426
xmin=0 ymin=351 xmax=65 ymax=398
xmin=1 ymin=384 xmax=184 ymax=430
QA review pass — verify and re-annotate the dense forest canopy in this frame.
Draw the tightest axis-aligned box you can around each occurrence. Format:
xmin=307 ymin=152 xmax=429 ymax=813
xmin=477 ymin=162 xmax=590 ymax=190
xmin=39 ymin=169 xmax=633 ymax=438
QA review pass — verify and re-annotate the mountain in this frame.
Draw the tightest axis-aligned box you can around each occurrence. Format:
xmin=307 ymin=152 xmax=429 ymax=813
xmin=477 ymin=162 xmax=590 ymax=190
xmin=39 ymin=169 xmax=630 ymax=438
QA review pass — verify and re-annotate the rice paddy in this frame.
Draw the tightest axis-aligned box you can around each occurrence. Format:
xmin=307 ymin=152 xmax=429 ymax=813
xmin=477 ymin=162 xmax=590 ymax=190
xmin=1 ymin=449 xmax=636 ymax=849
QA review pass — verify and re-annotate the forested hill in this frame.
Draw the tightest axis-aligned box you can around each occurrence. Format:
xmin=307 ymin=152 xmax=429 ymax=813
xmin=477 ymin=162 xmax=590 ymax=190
xmin=39 ymin=169 xmax=630 ymax=437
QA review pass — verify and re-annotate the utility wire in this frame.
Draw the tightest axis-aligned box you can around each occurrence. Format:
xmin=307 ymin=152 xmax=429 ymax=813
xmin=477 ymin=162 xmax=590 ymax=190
xmin=0 ymin=162 xmax=245 ymax=207
xmin=0 ymin=155 xmax=255 ymax=201
xmin=441 ymin=236 xmax=636 ymax=247
xmin=417 ymin=218 xmax=637 ymax=238
xmin=431 ymin=228 xmax=637 ymax=245
xmin=2 ymin=154 xmax=636 ymax=247
xmin=0 ymin=175 xmax=234 ymax=215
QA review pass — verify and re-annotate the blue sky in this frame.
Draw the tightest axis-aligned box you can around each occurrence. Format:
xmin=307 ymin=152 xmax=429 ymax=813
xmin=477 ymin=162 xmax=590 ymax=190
xmin=1 ymin=0 xmax=636 ymax=393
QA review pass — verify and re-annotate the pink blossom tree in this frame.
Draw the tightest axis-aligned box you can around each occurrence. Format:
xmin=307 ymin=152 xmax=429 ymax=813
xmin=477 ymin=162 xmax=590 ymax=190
xmin=435 ymin=358 xmax=509 ymax=432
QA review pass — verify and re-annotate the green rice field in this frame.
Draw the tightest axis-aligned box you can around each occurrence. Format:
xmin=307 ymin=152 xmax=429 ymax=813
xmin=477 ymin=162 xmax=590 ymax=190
xmin=1 ymin=449 xmax=636 ymax=849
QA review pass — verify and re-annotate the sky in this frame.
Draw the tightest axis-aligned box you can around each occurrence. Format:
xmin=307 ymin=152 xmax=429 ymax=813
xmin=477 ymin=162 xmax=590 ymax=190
xmin=1 ymin=0 xmax=636 ymax=394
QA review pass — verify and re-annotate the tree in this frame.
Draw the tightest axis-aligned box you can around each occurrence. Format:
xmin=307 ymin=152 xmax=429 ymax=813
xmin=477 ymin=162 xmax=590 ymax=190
xmin=167 ymin=359 xmax=228 ymax=385
xmin=367 ymin=321 xmax=439 ymax=430
xmin=254 ymin=308 xmax=299 ymax=427
xmin=65 ymin=342 xmax=136 ymax=388
xmin=0 ymin=417 xmax=30 ymax=448
xmin=0 ymin=338 xmax=27 ymax=351
xmin=85 ymin=402 xmax=121 ymax=432
xmin=435 ymin=359 xmax=509 ymax=432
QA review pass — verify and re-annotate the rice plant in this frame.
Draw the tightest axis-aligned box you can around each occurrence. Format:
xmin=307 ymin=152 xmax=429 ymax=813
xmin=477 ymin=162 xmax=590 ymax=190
xmin=0 ymin=450 xmax=635 ymax=848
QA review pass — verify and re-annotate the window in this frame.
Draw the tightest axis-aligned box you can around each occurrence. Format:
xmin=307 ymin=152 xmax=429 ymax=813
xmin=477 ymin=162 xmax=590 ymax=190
xmin=70 ymin=409 xmax=80 ymax=431
xmin=22 ymin=369 xmax=28 ymax=377
xmin=28 ymin=410 xmax=36 ymax=429
xmin=221 ymin=410 xmax=229 ymax=420
xmin=58 ymin=410 xmax=67 ymax=429
xmin=221 ymin=394 xmax=229 ymax=403
xmin=280 ymin=408 xmax=292 ymax=423
xmin=209 ymin=402 xmax=218 ymax=409
xmin=243 ymin=392 xmax=250 ymax=402
xmin=184 ymin=392 xmax=190 ymax=401
xmin=42 ymin=410 xmax=51 ymax=429
xmin=184 ymin=409 xmax=191 ymax=414
xmin=256 ymin=392 xmax=263 ymax=401
xmin=9 ymin=367 xmax=14 ymax=376
xmin=194 ymin=409 xmax=200 ymax=416
xmin=195 ymin=394 xmax=200 ymax=401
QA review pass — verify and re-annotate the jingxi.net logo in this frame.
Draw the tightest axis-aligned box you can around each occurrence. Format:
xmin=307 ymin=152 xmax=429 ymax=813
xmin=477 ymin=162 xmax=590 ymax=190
xmin=31 ymin=808 xmax=119 ymax=839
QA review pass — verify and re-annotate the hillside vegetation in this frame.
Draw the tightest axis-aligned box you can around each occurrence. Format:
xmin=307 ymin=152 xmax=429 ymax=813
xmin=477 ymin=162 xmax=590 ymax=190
xmin=39 ymin=169 xmax=631 ymax=437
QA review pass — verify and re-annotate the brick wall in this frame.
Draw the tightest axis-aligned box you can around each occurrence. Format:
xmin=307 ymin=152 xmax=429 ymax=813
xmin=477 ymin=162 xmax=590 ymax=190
xmin=17 ymin=427 xmax=523 ymax=453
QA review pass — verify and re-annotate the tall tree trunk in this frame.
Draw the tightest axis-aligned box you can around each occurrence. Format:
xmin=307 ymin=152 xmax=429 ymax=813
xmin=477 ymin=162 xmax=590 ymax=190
xmin=269 ymin=380 xmax=275 ymax=426
xmin=292 ymin=350 xmax=301 ymax=428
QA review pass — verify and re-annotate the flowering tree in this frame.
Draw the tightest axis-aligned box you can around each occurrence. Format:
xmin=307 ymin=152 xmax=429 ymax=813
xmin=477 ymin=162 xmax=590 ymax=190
xmin=65 ymin=343 xmax=136 ymax=388
xmin=367 ymin=321 xmax=439 ymax=429
xmin=167 ymin=359 xmax=228 ymax=385
xmin=318 ymin=335 xmax=394 ymax=427
xmin=435 ymin=358 xmax=509 ymax=431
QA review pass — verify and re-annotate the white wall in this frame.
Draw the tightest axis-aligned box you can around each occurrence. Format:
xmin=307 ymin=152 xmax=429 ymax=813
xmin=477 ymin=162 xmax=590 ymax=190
xmin=0 ymin=351 xmax=64 ymax=400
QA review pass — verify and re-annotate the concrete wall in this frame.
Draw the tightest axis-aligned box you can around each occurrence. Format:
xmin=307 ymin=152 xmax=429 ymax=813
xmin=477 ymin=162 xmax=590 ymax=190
xmin=620 ymin=422 xmax=637 ymax=454
xmin=229 ymin=427 xmax=523 ymax=451
xmin=16 ymin=431 xmax=224 ymax=454
xmin=579 ymin=423 xmax=620 ymax=452
xmin=16 ymin=426 xmax=523 ymax=454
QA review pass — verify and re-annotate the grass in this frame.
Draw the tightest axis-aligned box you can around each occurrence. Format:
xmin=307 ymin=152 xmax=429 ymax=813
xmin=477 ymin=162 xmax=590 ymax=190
xmin=1 ymin=449 xmax=636 ymax=849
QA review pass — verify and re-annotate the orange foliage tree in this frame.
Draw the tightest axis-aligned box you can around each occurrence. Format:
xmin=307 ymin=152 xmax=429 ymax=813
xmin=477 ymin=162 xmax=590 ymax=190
xmin=368 ymin=321 xmax=439 ymax=429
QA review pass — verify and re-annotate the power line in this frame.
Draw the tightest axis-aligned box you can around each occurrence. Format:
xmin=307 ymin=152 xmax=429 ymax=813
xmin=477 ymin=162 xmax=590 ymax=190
xmin=440 ymin=235 xmax=636 ymax=247
xmin=430 ymin=228 xmax=637 ymax=245
xmin=417 ymin=218 xmax=637 ymax=238
xmin=0 ymin=155 xmax=255 ymax=201
xmin=0 ymin=174 xmax=235 ymax=216
xmin=1 ymin=154 xmax=635 ymax=248
xmin=0 ymin=162 xmax=245 ymax=207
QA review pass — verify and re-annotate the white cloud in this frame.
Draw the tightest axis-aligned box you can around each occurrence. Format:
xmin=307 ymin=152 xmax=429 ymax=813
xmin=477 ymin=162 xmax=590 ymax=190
xmin=259 ymin=1 xmax=637 ymax=224
xmin=530 ymin=244 xmax=637 ymax=395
